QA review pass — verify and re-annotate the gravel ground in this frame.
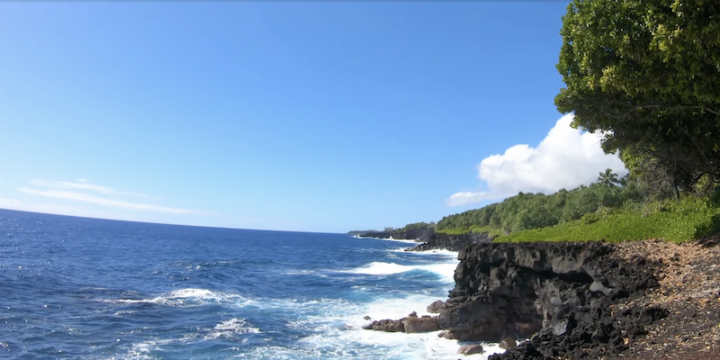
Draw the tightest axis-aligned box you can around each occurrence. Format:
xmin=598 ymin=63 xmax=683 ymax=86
xmin=607 ymin=238 xmax=720 ymax=359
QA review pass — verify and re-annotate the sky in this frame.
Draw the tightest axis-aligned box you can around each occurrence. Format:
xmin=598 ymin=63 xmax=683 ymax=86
xmin=0 ymin=2 xmax=627 ymax=233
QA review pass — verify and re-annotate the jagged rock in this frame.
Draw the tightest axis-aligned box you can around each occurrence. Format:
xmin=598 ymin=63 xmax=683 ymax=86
xmin=369 ymin=241 xmax=667 ymax=359
xmin=448 ymin=242 xmax=665 ymax=360
xmin=402 ymin=316 xmax=440 ymax=333
xmin=499 ymin=337 xmax=517 ymax=350
xmin=427 ymin=300 xmax=445 ymax=313
xmin=359 ymin=225 xmax=435 ymax=242
xmin=405 ymin=232 xmax=494 ymax=252
xmin=362 ymin=319 xmax=404 ymax=332
xmin=457 ymin=344 xmax=484 ymax=355
xmin=590 ymin=280 xmax=612 ymax=296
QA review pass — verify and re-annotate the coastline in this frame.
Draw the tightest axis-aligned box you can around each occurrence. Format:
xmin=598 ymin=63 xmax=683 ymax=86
xmin=361 ymin=235 xmax=720 ymax=359
xmin=358 ymin=235 xmax=509 ymax=359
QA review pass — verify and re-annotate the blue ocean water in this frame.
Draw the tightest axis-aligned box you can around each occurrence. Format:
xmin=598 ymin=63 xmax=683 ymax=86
xmin=0 ymin=209 xmax=502 ymax=359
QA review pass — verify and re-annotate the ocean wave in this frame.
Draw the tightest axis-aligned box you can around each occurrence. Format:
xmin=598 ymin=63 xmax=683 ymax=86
xmin=274 ymin=292 xmax=506 ymax=360
xmin=342 ymin=261 xmax=458 ymax=283
xmin=281 ymin=290 xmax=507 ymax=360
xmin=203 ymin=318 xmax=261 ymax=340
xmin=120 ymin=339 xmax=176 ymax=360
xmin=391 ymin=248 xmax=459 ymax=258
xmin=383 ymin=238 xmax=421 ymax=244
xmin=101 ymin=288 xmax=251 ymax=308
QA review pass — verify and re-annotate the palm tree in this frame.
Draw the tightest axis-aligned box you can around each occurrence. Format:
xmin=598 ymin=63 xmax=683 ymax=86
xmin=597 ymin=168 xmax=619 ymax=187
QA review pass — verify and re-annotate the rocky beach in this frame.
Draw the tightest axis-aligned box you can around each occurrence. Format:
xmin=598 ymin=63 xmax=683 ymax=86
xmin=362 ymin=236 xmax=720 ymax=359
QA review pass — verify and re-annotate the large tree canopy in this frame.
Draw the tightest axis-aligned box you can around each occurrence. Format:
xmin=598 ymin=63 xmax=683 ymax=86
xmin=556 ymin=0 xmax=720 ymax=188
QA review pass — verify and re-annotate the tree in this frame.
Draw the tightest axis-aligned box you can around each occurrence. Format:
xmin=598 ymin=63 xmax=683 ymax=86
xmin=597 ymin=168 xmax=619 ymax=187
xmin=555 ymin=0 xmax=720 ymax=190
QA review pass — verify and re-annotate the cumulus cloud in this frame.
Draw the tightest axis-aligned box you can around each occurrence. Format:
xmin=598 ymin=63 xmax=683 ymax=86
xmin=446 ymin=114 xmax=628 ymax=206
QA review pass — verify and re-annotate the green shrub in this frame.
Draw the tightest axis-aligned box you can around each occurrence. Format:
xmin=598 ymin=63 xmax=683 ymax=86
xmin=495 ymin=196 xmax=720 ymax=244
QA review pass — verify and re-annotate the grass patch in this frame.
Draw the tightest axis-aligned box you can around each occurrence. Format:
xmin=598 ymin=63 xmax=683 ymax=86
xmin=495 ymin=196 xmax=720 ymax=244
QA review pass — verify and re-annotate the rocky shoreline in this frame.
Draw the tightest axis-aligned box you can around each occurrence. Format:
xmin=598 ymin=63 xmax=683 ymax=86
xmin=358 ymin=230 xmax=494 ymax=252
xmin=363 ymin=238 xmax=720 ymax=359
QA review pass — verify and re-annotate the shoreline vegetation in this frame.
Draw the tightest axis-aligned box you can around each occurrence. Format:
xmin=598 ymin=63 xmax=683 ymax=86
xmin=349 ymin=0 xmax=720 ymax=357
xmin=352 ymin=180 xmax=720 ymax=246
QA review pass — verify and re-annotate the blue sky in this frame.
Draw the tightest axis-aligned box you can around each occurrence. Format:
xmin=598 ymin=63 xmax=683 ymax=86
xmin=0 ymin=2 xmax=627 ymax=233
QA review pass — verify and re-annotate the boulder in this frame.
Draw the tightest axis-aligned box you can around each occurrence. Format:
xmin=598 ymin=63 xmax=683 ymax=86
xmin=457 ymin=344 xmax=484 ymax=355
xmin=363 ymin=316 xmax=371 ymax=321
xmin=362 ymin=319 xmax=404 ymax=332
xmin=427 ymin=300 xmax=445 ymax=313
xmin=499 ymin=337 xmax=517 ymax=350
xmin=402 ymin=316 xmax=440 ymax=333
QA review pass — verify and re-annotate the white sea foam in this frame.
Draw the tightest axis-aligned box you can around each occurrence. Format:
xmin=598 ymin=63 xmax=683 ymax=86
xmin=117 ymin=339 xmax=175 ymax=360
xmin=385 ymin=238 xmax=422 ymax=244
xmin=343 ymin=261 xmax=458 ymax=283
xmin=392 ymin=248 xmax=460 ymax=258
xmin=252 ymin=292 xmax=506 ymax=360
xmin=104 ymin=251 xmax=488 ymax=360
xmin=271 ymin=251 xmax=503 ymax=360
xmin=102 ymin=288 xmax=252 ymax=308
xmin=204 ymin=318 xmax=261 ymax=340
xmin=357 ymin=235 xmax=420 ymax=244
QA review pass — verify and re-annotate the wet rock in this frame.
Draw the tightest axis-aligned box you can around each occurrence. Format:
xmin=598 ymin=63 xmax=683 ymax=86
xmin=362 ymin=319 xmax=404 ymax=332
xmin=402 ymin=316 xmax=440 ymax=333
xmin=405 ymin=232 xmax=494 ymax=252
xmin=457 ymin=344 xmax=484 ymax=355
xmin=590 ymin=280 xmax=612 ymax=296
xmin=499 ymin=337 xmax=517 ymax=350
xmin=427 ymin=300 xmax=445 ymax=313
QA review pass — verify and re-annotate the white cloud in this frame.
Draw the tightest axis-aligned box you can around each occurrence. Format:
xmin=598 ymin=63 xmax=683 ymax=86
xmin=0 ymin=179 xmax=196 ymax=216
xmin=0 ymin=198 xmax=22 ymax=208
xmin=0 ymin=198 xmax=106 ymax=218
xmin=29 ymin=179 xmax=147 ymax=197
xmin=18 ymin=188 xmax=194 ymax=214
xmin=446 ymin=114 xmax=628 ymax=206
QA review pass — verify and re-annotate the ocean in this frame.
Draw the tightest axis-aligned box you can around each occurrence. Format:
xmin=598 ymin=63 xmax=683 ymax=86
xmin=0 ymin=209 xmax=503 ymax=359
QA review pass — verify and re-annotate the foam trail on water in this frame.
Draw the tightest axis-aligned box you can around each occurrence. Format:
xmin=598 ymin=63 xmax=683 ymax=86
xmin=101 ymin=288 xmax=251 ymax=307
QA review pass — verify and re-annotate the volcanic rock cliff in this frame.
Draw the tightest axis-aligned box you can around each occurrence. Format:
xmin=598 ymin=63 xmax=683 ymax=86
xmin=406 ymin=232 xmax=494 ymax=252
xmin=437 ymin=241 xmax=666 ymax=359
xmin=365 ymin=240 xmax=689 ymax=359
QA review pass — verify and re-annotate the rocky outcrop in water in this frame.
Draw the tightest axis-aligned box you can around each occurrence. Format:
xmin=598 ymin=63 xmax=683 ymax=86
xmin=363 ymin=312 xmax=440 ymax=334
xmin=405 ymin=232 xmax=494 ymax=252
xmin=457 ymin=344 xmax=484 ymax=355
